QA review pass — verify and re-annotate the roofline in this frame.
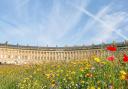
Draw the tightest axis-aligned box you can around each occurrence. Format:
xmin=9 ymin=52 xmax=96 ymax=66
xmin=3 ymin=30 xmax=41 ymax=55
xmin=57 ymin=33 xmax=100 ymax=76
xmin=0 ymin=41 xmax=128 ymax=50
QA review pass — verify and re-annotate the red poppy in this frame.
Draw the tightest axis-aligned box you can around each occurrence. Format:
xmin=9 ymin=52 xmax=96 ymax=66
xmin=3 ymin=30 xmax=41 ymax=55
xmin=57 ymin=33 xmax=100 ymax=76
xmin=123 ymin=54 xmax=128 ymax=62
xmin=107 ymin=55 xmax=115 ymax=61
xmin=106 ymin=45 xmax=117 ymax=51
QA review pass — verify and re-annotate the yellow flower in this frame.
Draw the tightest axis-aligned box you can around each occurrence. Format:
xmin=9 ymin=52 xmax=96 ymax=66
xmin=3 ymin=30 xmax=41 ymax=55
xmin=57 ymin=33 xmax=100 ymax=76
xmin=120 ymin=70 xmax=127 ymax=80
xmin=120 ymin=70 xmax=126 ymax=75
xmin=89 ymin=86 xmax=95 ymax=89
xmin=120 ymin=75 xmax=125 ymax=80
xmin=94 ymin=58 xmax=100 ymax=62
xmin=60 ymin=70 xmax=63 ymax=73
xmin=71 ymin=71 xmax=76 ymax=75
xmin=97 ymin=87 xmax=101 ymax=89
xmin=80 ymin=80 xmax=85 ymax=84
xmin=45 ymin=73 xmax=50 ymax=79
xmin=91 ymin=86 xmax=95 ymax=89
xmin=51 ymin=80 xmax=56 ymax=87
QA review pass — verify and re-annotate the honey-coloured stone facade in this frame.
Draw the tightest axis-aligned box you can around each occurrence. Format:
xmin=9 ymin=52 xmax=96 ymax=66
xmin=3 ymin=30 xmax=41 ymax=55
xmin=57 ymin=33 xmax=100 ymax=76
xmin=0 ymin=41 xmax=128 ymax=64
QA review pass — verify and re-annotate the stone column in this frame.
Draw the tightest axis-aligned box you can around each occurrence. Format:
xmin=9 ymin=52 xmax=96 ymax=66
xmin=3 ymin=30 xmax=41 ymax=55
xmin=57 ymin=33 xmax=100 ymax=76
xmin=82 ymin=50 xmax=84 ymax=59
xmin=73 ymin=51 xmax=75 ymax=60
xmin=64 ymin=52 xmax=66 ymax=60
xmin=55 ymin=51 xmax=57 ymax=61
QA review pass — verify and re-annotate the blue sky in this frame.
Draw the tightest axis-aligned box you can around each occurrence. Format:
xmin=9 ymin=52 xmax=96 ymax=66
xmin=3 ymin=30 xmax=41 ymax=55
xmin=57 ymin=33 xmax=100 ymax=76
xmin=0 ymin=0 xmax=128 ymax=46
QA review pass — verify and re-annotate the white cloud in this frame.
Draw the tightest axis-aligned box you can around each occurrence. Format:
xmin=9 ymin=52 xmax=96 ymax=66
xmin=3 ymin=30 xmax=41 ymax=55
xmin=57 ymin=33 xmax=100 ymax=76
xmin=35 ymin=0 xmax=90 ymax=45
xmin=71 ymin=2 xmax=128 ymax=44
xmin=71 ymin=4 xmax=111 ymax=42
xmin=0 ymin=0 xmax=128 ymax=46
xmin=91 ymin=11 xmax=128 ymax=42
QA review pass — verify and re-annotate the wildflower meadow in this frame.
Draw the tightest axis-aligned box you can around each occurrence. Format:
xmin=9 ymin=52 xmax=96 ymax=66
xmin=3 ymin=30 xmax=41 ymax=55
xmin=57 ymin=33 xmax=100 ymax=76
xmin=0 ymin=45 xmax=128 ymax=89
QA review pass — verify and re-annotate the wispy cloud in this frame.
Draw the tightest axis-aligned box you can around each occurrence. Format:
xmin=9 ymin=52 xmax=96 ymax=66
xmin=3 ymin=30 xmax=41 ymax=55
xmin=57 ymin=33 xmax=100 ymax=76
xmin=90 ymin=11 xmax=128 ymax=43
xmin=70 ymin=4 xmax=111 ymax=43
xmin=70 ymin=1 xmax=128 ymax=45
xmin=0 ymin=0 xmax=128 ymax=46
xmin=35 ymin=0 xmax=90 ymax=45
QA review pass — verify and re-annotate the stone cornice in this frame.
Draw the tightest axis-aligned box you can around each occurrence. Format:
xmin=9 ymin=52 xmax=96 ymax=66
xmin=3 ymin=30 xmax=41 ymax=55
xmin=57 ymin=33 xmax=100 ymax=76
xmin=0 ymin=41 xmax=128 ymax=51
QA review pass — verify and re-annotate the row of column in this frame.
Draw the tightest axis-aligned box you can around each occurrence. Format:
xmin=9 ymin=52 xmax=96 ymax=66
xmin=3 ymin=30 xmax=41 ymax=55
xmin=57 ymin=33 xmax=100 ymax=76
xmin=0 ymin=47 xmax=127 ymax=64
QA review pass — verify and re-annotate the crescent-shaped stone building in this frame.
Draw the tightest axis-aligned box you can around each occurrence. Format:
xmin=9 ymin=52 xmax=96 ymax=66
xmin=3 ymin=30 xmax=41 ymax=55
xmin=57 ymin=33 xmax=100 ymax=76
xmin=0 ymin=41 xmax=128 ymax=64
